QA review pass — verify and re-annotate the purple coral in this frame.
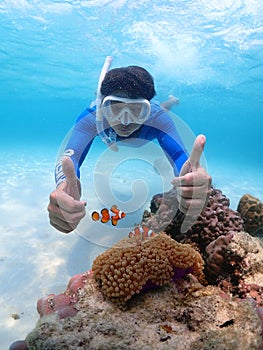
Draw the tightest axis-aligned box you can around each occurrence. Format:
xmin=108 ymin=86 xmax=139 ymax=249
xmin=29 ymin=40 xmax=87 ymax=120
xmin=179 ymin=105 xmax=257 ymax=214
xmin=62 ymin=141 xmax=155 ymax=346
xmin=9 ymin=271 xmax=92 ymax=350
xmin=67 ymin=272 xmax=89 ymax=295
xmin=36 ymin=271 xmax=91 ymax=319
xmin=9 ymin=340 xmax=28 ymax=350
xmin=37 ymin=293 xmax=79 ymax=319
xmin=141 ymin=266 xmax=194 ymax=293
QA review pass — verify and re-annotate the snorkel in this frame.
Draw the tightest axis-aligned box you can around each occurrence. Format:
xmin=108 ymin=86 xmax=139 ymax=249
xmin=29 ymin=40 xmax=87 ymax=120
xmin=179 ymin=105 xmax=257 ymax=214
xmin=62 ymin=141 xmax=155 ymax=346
xmin=96 ymin=56 xmax=119 ymax=152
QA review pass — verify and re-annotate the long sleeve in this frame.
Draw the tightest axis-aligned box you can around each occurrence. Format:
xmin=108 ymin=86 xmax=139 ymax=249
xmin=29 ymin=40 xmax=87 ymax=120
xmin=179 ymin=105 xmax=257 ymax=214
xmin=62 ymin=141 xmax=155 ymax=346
xmin=54 ymin=107 xmax=98 ymax=186
xmin=54 ymin=103 xmax=189 ymax=186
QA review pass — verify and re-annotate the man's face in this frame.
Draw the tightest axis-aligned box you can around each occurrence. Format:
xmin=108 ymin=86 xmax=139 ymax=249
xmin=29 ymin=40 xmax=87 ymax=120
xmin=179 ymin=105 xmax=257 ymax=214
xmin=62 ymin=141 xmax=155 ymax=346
xmin=102 ymin=96 xmax=151 ymax=137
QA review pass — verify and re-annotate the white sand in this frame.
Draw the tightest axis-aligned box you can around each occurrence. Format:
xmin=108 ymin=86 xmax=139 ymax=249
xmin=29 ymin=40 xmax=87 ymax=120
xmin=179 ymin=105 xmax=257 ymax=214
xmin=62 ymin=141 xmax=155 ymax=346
xmin=1 ymin=148 xmax=262 ymax=349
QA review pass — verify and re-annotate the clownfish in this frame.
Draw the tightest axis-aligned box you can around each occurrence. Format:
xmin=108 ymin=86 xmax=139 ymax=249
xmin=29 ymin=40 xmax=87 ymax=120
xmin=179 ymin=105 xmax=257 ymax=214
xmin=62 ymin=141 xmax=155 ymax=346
xmin=128 ymin=225 xmax=157 ymax=238
xmin=91 ymin=205 xmax=126 ymax=226
xmin=91 ymin=208 xmax=111 ymax=224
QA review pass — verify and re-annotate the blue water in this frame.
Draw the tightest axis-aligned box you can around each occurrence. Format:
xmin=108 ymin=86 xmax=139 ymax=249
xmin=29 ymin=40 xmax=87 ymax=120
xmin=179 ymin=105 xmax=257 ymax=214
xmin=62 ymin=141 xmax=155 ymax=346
xmin=0 ymin=0 xmax=263 ymax=348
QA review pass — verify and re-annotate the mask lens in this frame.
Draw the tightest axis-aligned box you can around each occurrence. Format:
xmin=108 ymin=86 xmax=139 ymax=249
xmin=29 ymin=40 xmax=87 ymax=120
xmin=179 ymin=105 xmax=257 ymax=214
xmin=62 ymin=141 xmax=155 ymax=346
xmin=110 ymin=101 xmax=126 ymax=116
xmin=102 ymin=96 xmax=150 ymax=126
xmin=126 ymin=102 xmax=144 ymax=119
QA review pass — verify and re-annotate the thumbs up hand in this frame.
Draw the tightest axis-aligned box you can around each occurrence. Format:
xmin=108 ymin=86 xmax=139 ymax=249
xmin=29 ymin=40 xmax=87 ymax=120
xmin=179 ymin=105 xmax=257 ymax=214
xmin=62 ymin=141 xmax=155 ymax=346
xmin=48 ymin=157 xmax=86 ymax=233
xmin=171 ymin=135 xmax=212 ymax=232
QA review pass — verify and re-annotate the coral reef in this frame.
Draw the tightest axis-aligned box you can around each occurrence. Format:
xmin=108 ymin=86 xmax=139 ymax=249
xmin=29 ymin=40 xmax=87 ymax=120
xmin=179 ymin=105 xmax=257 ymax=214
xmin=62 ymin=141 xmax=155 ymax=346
xmin=24 ymin=280 xmax=262 ymax=350
xmin=142 ymin=188 xmax=244 ymax=254
xmin=237 ymin=194 xmax=263 ymax=235
xmin=9 ymin=188 xmax=263 ymax=350
xmin=92 ymin=233 xmax=205 ymax=304
xmin=10 ymin=230 xmax=263 ymax=350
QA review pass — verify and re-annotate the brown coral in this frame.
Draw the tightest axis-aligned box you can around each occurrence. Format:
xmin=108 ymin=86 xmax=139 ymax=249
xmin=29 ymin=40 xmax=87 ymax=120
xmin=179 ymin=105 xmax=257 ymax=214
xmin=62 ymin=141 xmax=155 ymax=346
xmin=237 ymin=194 xmax=263 ymax=235
xmin=205 ymin=232 xmax=235 ymax=278
xmin=206 ymin=232 xmax=236 ymax=282
xmin=143 ymin=188 xmax=244 ymax=254
xmin=205 ymin=231 xmax=263 ymax=299
xmin=92 ymin=233 xmax=205 ymax=304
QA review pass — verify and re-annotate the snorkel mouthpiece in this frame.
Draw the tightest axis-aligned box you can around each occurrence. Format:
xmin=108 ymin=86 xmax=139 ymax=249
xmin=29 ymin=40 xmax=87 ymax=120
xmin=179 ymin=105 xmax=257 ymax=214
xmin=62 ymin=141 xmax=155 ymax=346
xmin=96 ymin=56 xmax=119 ymax=152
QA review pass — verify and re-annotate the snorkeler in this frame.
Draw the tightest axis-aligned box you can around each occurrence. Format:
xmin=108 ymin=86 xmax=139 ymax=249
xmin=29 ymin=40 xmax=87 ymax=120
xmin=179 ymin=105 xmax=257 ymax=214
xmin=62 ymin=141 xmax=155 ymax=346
xmin=48 ymin=56 xmax=212 ymax=233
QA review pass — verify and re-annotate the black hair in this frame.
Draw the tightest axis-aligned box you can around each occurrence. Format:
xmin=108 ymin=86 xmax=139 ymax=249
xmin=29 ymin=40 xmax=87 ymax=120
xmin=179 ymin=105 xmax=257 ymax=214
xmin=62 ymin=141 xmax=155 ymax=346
xmin=100 ymin=66 xmax=156 ymax=100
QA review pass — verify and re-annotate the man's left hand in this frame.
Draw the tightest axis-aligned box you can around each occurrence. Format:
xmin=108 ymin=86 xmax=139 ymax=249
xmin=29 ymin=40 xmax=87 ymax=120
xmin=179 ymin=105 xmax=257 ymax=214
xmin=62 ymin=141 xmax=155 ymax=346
xmin=171 ymin=134 xmax=212 ymax=232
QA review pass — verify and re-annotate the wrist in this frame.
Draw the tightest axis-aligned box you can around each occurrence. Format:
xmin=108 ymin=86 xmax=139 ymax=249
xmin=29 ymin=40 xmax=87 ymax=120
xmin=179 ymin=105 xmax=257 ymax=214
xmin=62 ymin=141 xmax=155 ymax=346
xmin=173 ymin=208 xmax=185 ymax=226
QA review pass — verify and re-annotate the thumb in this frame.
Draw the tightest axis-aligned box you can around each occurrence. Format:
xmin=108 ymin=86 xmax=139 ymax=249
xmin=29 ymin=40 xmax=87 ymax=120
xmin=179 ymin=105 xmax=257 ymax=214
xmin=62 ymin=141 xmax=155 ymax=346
xmin=179 ymin=134 xmax=206 ymax=176
xmin=62 ymin=157 xmax=81 ymax=201
xmin=188 ymin=134 xmax=206 ymax=170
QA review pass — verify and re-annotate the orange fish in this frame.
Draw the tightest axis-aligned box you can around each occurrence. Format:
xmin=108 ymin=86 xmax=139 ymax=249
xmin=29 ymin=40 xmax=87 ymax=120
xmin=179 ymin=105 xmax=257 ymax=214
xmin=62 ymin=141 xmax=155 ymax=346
xmin=110 ymin=205 xmax=126 ymax=226
xmin=91 ymin=208 xmax=111 ymax=223
xmin=91 ymin=205 xmax=126 ymax=226
xmin=128 ymin=225 xmax=157 ymax=238
xmin=91 ymin=211 xmax=100 ymax=221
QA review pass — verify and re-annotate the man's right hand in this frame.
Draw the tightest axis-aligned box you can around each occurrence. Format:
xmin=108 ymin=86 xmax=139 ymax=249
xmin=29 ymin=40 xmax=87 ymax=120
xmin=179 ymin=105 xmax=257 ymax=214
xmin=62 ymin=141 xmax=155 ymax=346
xmin=48 ymin=157 xmax=86 ymax=233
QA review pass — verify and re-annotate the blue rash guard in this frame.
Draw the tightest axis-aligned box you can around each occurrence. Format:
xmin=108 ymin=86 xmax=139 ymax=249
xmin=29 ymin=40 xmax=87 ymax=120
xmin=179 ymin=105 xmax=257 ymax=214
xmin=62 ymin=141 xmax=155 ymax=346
xmin=55 ymin=102 xmax=189 ymax=186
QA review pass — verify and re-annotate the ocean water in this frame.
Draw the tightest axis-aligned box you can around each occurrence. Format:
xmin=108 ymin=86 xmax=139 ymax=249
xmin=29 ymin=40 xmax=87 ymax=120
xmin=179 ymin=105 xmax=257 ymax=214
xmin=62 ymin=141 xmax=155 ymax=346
xmin=0 ymin=0 xmax=263 ymax=348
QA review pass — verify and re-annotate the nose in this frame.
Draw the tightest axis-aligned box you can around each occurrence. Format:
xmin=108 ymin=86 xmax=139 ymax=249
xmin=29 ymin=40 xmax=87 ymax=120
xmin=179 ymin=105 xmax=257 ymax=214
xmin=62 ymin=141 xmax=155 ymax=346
xmin=121 ymin=111 xmax=133 ymax=125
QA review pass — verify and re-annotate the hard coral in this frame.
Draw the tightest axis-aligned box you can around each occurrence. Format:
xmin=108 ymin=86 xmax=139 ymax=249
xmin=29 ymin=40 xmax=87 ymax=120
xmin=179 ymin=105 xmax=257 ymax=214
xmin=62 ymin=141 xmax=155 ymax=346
xmin=143 ymin=188 xmax=244 ymax=254
xmin=205 ymin=232 xmax=237 ymax=283
xmin=92 ymin=233 xmax=205 ymax=304
xmin=205 ymin=232 xmax=235 ymax=278
xmin=237 ymin=194 xmax=263 ymax=235
xmin=206 ymin=231 xmax=263 ymax=298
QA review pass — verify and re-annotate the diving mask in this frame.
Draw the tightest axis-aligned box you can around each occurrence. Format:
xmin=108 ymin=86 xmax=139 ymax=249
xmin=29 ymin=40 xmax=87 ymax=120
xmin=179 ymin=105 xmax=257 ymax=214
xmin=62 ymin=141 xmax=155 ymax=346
xmin=102 ymin=95 xmax=151 ymax=126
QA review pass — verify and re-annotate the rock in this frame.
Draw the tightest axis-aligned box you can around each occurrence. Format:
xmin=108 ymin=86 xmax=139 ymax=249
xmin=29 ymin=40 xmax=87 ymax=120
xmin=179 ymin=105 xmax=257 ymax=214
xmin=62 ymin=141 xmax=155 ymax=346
xmin=25 ymin=279 xmax=262 ymax=350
